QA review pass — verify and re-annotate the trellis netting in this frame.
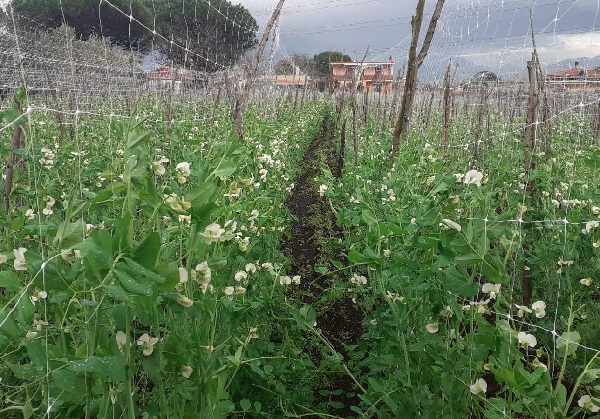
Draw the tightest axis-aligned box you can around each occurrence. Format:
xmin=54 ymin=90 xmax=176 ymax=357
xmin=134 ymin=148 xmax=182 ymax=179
xmin=1 ymin=0 xmax=600 ymax=417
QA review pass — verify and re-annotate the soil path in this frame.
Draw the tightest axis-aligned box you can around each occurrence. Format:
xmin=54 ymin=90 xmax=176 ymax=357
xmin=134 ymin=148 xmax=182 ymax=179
xmin=281 ymin=112 xmax=364 ymax=417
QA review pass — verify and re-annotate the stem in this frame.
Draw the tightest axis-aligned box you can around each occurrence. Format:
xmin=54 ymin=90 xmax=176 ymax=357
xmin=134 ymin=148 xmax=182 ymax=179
xmin=124 ymin=308 xmax=136 ymax=419
xmin=311 ymin=327 xmax=367 ymax=395
xmin=563 ymin=351 xmax=600 ymax=416
xmin=153 ymin=305 xmax=166 ymax=416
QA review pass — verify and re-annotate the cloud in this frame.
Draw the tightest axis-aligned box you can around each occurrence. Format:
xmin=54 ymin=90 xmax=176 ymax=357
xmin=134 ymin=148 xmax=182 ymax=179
xmin=537 ymin=32 xmax=600 ymax=62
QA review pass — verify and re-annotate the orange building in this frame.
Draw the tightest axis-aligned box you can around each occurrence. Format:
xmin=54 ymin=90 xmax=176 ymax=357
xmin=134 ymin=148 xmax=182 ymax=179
xmin=330 ymin=56 xmax=394 ymax=93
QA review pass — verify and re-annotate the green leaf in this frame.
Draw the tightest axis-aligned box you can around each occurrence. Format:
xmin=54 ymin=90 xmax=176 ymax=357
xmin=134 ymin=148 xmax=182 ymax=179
xmin=16 ymin=295 xmax=35 ymax=328
xmin=454 ymin=253 xmax=482 ymax=266
xmin=126 ymin=130 xmax=152 ymax=150
xmin=94 ymin=181 xmax=126 ymax=202
xmin=582 ymin=369 xmax=600 ymax=384
xmin=11 ymin=216 xmax=24 ymax=231
xmin=104 ymin=283 xmax=134 ymax=303
xmin=556 ymin=331 xmax=581 ymax=357
xmin=67 ymin=355 xmax=126 ymax=381
xmin=75 ymin=230 xmax=113 ymax=281
xmin=212 ymin=161 xmax=237 ymax=179
xmin=130 ymin=232 xmax=161 ymax=269
xmin=442 ymin=266 xmax=479 ymax=297
xmin=51 ymin=369 xmax=86 ymax=398
xmin=290 ymin=305 xmax=317 ymax=331
xmin=0 ymin=271 xmax=21 ymax=291
xmin=554 ymin=383 xmax=567 ymax=410
xmin=239 ymin=399 xmax=252 ymax=411
xmin=0 ymin=308 xmax=21 ymax=340
xmin=121 ymin=258 xmax=164 ymax=284
xmin=10 ymin=363 xmax=42 ymax=380
xmin=53 ymin=220 xmax=86 ymax=249
xmin=191 ymin=203 xmax=219 ymax=229
xmin=114 ymin=269 xmax=153 ymax=296
xmin=348 ymin=249 xmax=366 ymax=264
xmin=156 ymin=262 xmax=180 ymax=291
xmin=431 ymin=181 xmax=449 ymax=195
xmin=361 ymin=209 xmax=378 ymax=227
xmin=185 ymin=182 xmax=217 ymax=208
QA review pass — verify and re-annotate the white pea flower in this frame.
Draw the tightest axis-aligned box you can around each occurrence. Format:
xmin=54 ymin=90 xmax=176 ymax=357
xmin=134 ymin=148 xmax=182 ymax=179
xmin=441 ymin=218 xmax=462 ymax=232
xmin=261 ymin=262 xmax=274 ymax=271
xmin=224 ymin=286 xmax=235 ymax=296
xmin=25 ymin=209 xmax=35 ymax=220
xmin=350 ymin=273 xmax=367 ymax=285
xmin=279 ymin=276 xmax=292 ymax=286
xmin=137 ymin=333 xmax=158 ymax=356
xmin=201 ymin=223 xmax=225 ymax=245
xmin=0 ymin=254 xmax=7 ymax=264
xmin=463 ymin=170 xmax=484 ymax=186
xmin=176 ymin=295 xmax=193 ymax=307
xmin=292 ymin=275 xmax=301 ymax=285
xmin=116 ymin=331 xmax=127 ymax=351
xmin=517 ymin=331 xmax=537 ymax=348
xmin=580 ymin=278 xmax=592 ymax=286
xmin=30 ymin=289 xmax=47 ymax=304
xmin=426 ymin=323 xmax=439 ymax=334
xmin=178 ymin=267 xmax=189 ymax=283
xmin=248 ymin=209 xmax=259 ymax=221
xmin=195 ymin=262 xmax=211 ymax=285
xmin=532 ymin=357 xmax=548 ymax=372
xmin=181 ymin=365 xmax=193 ymax=379
xmin=318 ymin=184 xmax=328 ymax=197
xmin=175 ymin=162 xmax=191 ymax=177
xmin=234 ymin=271 xmax=248 ymax=282
xmin=482 ymin=283 xmax=501 ymax=299
xmin=245 ymin=263 xmax=257 ymax=273
xmin=531 ymin=301 xmax=546 ymax=318
xmin=514 ymin=304 xmax=532 ymax=317
xmin=592 ymin=206 xmax=600 ymax=215
xmin=582 ymin=221 xmax=599 ymax=234
xmin=469 ymin=378 xmax=487 ymax=395
xmin=578 ymin=395 xmax=600 ymax=412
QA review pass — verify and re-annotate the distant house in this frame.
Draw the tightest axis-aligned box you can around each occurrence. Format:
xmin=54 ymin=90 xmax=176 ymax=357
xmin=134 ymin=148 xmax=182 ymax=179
xmin=330 ymin=56 xmax=394 ymax=93
xmin=546 ymin=63 xmax=600 ymax=89
xmin=259 ymin=66 xmax=311 ymax=88
xmin=145 ymin=63 xmax=196 ymax=92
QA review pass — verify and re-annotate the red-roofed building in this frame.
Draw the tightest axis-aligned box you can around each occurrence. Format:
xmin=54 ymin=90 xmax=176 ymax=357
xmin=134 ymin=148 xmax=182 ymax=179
xmin=145 ymin=63 xmax=196 ymax=92
xmin=330 ymin=56 xmax=394 ymax=93
xmin=546 ymin=64 xmax=600 ymax=89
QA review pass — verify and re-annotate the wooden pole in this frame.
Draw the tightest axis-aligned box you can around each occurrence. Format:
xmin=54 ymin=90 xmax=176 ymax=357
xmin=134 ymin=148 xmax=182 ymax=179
xmin=390 ymin=0 xmax=445 ymax=164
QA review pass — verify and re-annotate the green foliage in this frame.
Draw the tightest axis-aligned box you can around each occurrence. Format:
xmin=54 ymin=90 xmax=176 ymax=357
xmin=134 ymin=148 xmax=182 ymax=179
xmin=11 ymin=0 xmax=258 ymax=70
xmin=12 ymin=0 xmax=152 ymax=49
xmin=2 ymin=92 xmax=600 ymax=417
xmin=313 ymin=51 xmax=353 ymax=78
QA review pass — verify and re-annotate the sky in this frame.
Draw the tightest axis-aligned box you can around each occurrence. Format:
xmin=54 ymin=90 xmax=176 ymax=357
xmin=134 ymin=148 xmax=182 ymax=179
xmin=1 ymin=0 xmax=599 ymax=79
xmin=235 ymin=0 xmax=600 ymax=79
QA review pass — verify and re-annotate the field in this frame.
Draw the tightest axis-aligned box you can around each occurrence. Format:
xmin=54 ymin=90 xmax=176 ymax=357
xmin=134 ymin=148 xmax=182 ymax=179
xmin=1 ymin=83 xmax=600 ymax=418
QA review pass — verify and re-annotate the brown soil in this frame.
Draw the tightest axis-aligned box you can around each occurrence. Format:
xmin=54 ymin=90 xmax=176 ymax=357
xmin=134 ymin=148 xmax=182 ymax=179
xmin=281 ymin=113 xmax=365 ymax=418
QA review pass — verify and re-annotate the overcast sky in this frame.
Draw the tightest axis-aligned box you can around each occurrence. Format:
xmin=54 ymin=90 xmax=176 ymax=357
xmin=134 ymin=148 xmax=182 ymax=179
xmin=237 ymin=0 xmax=600 ymax=78
xmin=2 ymin=0 xmax=599 ymax=79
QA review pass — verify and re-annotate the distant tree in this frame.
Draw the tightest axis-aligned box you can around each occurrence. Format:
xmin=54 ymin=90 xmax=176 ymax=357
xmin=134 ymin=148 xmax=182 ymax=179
xmin=274 ymin=54 xmax=315 ymax=75
xmin=275 ymin=57 xmax=295 ymax=75
xmin=11 ymin=0 xmax=258 ymax=72
xmin=156 ymin=0 xmax=258 ymax=72
xmin=11 ymin=0 xmax=152 ymax=50
xmin=313 ymin=51 xmax=352 ymax=78
xmin=471 ymin=71 xmax=500 ymax=84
